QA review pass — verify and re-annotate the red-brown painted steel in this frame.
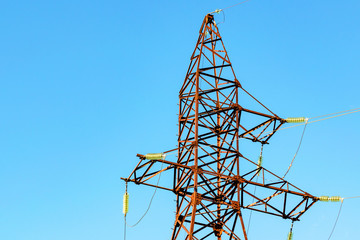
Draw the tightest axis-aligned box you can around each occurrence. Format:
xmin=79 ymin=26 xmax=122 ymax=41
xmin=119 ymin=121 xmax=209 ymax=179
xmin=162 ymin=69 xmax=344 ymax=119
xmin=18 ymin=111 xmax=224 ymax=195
xmin=122 ymin=14 xmax=318 ymax=240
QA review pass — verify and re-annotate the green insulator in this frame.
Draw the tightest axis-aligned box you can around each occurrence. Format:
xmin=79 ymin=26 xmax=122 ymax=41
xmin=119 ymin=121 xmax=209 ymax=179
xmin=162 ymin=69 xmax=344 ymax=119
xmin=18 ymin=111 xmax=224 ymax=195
xmin=286 ymin=117 xmax=306 ymax=123
xmin=329 ymin=196 xmax=342 ymax=202
xmin=145 ymin=153 xmax=166 ymax=160
xmin=319 ymin=196 xmax=329 ymax=202
xmin=214 ymin=9 xmax=222 ymax=14
xmin=287 ymin=231 xmax=293 ymax=240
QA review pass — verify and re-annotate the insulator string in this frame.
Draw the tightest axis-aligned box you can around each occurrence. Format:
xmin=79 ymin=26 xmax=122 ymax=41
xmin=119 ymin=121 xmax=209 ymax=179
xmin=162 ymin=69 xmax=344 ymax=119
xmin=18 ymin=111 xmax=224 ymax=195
xmin=126 ymin=107 xmax=359 ymax=236
xmin=124 ymin=181 xmax=128 ymax=240
xmin=287 ymin=221 xmax=294 ymax=240
xmin=273 ymin=108 xmax=360 ymax=134
xmin=258 ymin=108 xmax=360 ymax=148
xmin=124 ymin=160 xmax=165 ymax=228
xmin=157 ymin=109 xmax=359 ymax=162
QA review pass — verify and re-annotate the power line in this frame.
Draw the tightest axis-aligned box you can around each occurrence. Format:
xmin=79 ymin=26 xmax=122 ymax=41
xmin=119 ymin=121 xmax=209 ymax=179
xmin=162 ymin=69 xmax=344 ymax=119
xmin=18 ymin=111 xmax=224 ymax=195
xmin=246 ymin=175 xmax=259 ymax=235
xmin=263 ymin=108 xmax=360 ymax=136
xmin=222 ymin=0 xmax=252 ymax=11
xmin=246 ymin=144 xmax=263 ymax=235
xmin=343 ymin=196 xmax=360 ymax=200
xmin=327 ymin=196 xmax=360 ymax=240
xmin=123 ymin=217 xmax=126 ymax=240
xmin=282 ymin=120 xmax=308 ymax=178
xmin=328 ymin=199 xmax=343 ymax=240
xmin=310 ymin=108 xmax=360 ymax=120
xmin=123 ymin=160 xmax=165 ymax=240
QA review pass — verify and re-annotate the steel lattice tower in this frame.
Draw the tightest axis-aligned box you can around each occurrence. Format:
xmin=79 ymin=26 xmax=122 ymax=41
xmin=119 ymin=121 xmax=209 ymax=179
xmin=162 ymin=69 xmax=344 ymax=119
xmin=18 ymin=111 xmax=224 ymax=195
xmin=122 ymin=14 xmax=318 ymax=240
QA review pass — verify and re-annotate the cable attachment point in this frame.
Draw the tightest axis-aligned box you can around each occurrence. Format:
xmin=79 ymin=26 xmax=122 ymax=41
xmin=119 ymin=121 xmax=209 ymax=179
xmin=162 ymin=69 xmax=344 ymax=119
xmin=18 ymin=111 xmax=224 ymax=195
xmin=209 ymin=9 xmax=223 ymax=14
xmin=287 ymin=221 xmax=294 ymax=240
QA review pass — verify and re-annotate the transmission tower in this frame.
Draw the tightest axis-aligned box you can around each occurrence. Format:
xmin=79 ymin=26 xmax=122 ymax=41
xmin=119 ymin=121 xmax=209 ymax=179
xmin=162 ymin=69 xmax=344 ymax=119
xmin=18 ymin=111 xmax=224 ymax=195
xmin=122 ymin=14 xmax=318 ymax=240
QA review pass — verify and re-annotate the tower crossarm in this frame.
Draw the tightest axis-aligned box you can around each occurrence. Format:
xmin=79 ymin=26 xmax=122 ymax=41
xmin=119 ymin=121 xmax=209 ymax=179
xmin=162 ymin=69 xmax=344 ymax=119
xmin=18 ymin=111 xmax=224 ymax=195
xmin=122 ymin=154 xmax=318 ymax=221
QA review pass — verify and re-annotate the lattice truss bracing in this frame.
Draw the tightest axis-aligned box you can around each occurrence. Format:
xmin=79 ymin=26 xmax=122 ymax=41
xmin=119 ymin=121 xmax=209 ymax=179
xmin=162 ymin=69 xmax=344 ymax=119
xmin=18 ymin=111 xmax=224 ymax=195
xmin=123 ymin=14 xmax=318 ymax=240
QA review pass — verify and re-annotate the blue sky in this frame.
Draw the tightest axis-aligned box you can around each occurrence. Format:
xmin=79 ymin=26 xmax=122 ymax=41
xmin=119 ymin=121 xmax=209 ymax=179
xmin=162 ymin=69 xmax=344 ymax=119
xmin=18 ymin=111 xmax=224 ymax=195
xmin=0 ymin=1 xmax=359 ymax=239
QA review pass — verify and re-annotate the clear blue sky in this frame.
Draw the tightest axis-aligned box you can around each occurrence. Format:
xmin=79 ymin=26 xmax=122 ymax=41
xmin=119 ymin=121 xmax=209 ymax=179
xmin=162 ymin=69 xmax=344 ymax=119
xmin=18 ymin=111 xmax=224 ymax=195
xmin=1 ymin=1 xmax=359 ymax=239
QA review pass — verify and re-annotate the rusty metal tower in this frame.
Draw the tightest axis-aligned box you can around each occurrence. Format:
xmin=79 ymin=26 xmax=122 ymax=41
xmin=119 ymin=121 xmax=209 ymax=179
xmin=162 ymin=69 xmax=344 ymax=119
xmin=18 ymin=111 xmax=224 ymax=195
xmin=122 ymin=14 xmax=318 ymax=240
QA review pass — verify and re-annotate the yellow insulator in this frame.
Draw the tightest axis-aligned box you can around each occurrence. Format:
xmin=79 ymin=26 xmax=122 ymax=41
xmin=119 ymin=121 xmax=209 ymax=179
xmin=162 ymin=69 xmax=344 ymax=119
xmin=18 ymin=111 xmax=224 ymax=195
xmin=329 ymin=196 xmax=342 ymax=202
xmin=285 ymin=117 xmax=307 ymax=123
xmin=319 ymin=196 xmax=329 ymax=202
xmin=145 ymin=153 xmax=166 ymax=160
xmin=257 ymin=155 xmax=263 ymax=176
xmin=257 ymin=155 xmax=263 ymax=167
xmin=319 ymin=196 xmax=342 ymax=202
xmin=123 ymin=192 xmax=129 ymax=215
xmin=287 ymin=232 xmax=293 ymax=240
